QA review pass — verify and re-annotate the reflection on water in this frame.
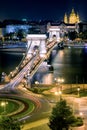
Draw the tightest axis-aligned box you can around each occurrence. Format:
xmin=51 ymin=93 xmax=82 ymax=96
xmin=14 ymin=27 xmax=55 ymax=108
xmin=35 ymin=46 xmax=87 ymax=84
xmin=52 ymin=47 xmax=87 ymax=84
xmin=42 ymin=73 xmax=53 ymax=84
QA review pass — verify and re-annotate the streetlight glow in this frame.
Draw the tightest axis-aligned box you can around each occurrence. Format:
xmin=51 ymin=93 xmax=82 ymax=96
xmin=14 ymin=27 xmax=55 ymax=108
xmin=1 ymin=102 xmax=6 ymax=106
xmin=55 ymin=91 xmax=58 ymax=95
xmin=1 ymin=100 xmax=8 ymax=114
xmin=54 ymin=77 xmax=64 ymax=101
xmin=77 ymin=87 xmax=80 ymax=97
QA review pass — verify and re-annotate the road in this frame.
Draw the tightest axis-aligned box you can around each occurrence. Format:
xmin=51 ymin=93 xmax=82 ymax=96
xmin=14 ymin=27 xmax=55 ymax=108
xmin=22 ymin=118 xmax=49 ymax=130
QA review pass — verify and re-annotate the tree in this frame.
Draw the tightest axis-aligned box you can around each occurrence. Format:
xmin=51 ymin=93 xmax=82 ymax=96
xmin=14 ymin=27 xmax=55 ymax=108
xmin=68 ymin=31 xmax=77 ymax=40
xmin=48 ymin=99 xmax=76 ymax=130
xmin=17 ymin=29 xmax=25 ymax=40
xmin=0 ymin=116 xmax=22 ymax=130
xmin=79 ymin=30 xmax=87 ymax=40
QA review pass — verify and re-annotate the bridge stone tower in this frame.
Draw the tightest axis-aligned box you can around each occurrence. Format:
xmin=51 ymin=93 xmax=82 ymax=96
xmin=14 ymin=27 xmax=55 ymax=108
xmin=48 ymin=28 xmax=60 ymax=41
xmin=47 ymin=23 xmax=60 ymax=42
xmin=26 ymin=34 xmax=47 ymax=57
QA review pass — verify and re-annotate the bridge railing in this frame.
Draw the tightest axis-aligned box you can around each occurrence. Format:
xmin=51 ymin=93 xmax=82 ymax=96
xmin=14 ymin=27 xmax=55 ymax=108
xmin=8 ymin=55 xmax=33 ymax=80
xmin=7 ymin=41 xmax=34 ymax=80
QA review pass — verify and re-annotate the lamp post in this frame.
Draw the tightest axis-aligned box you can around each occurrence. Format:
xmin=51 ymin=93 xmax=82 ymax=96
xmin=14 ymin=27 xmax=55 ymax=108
xmin=59 ymin=90 xmax=62 ymax=100
xmin=54 ymin=77 xmax=64 ymax=101
xmin=55 ymin=90 xmax=62 ymax=101
xmin=35 ymin=81 xmax=39 ymax=87
xmin=77 ymin=87 xmax=80 ymax=97
xmin=54 ymin=77 xmax=64 ymax=91
xmin=83 ymin=78 xmax=84 ymax=90
xmin=1 ymin=100 xmax=8 ymax=114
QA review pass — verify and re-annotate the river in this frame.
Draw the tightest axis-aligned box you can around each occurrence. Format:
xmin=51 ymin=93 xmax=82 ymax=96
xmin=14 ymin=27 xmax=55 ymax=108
xmin=0 ymin=46 xmax=87 ymax=84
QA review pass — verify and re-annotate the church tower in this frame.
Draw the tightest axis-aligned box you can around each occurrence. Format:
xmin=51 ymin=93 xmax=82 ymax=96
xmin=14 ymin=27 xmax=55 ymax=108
xmin=69 ymin=8 xmax=77 ymax=24
xmin=64 ymin=8 xmax=80 ymax=24
xmin=64 ymin=13 xmax=68 ymax=23
xmin=76 ymin=12 xmax=80 ymax=23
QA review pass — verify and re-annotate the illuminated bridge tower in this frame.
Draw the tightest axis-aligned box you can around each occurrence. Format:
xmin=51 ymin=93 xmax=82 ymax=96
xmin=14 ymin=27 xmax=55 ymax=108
xmin=48 ymin=28 xmax=60 ymax=42
xmin=47 ymin=23 xmax=60 ymax=42
xmin=26 ymin=34 xmax=47 ymax=57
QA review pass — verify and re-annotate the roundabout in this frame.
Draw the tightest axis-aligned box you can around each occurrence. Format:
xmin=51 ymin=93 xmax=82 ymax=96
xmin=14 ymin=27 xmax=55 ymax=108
xmin=0 ymin=96 xmax=35 ymax=119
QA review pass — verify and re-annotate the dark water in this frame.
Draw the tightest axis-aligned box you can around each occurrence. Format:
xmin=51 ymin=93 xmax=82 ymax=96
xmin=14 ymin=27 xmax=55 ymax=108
xmin=0 ymin=46 xmax=87 ymax=84
xmin=52 ymin=46 xmax=87 ymax=84
xmin=0 ymin=52 xmax=23 ymax=78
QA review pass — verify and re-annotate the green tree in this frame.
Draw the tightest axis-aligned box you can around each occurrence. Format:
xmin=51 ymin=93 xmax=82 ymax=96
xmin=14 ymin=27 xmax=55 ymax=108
xmin=79 ymin=30 xmax=87 ymax=40
xmin=17 ymin=29 xmax=25 ymax=40
xmin=0 ymin=116 xmax=22 ymax=130
xmin=68 ymin=31 xmax=77 ymax=40
xmin=48 ymin=99 xmax=76 ymax=130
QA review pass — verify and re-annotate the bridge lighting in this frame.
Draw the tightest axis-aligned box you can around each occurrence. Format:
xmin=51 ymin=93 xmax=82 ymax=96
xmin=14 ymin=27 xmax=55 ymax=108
xmin=10 ymin=72 xmax=13 ymax=76
xmin=10 ymin=71 xmax=14 ymax=78
xmin=3 ymin=34 xmax=58 ymax=90
xmin=16 ymin=67 xmax=18 ymax=70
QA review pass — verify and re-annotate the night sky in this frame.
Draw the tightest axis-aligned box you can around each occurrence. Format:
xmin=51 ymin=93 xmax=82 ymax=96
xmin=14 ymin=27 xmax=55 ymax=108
xmin=0 ymin=0 xmax=87 ymax=21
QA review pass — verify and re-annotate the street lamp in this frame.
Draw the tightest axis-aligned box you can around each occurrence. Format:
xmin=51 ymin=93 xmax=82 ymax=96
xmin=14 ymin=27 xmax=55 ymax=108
xmin=59 ymin=90 xmax=62 ymax=100
xmin=1 ymin=100 xmax=8 ymax=114
xmin=77 ymin=87 xmax=80 ymax=97
xmin=54 ymin=77 xmax=64 ymax=91
xmin=55 ymin=91 xmax=58 ymax=95
xmin=54 ymin=77 xmax=64 ymax=101
xmin=79 ymin=112 xmax=84 ymax=119
xmin=35 ymin=81 xmax=39 ymax=87
xmin=55 ymin=90 xmax=62 ymax=101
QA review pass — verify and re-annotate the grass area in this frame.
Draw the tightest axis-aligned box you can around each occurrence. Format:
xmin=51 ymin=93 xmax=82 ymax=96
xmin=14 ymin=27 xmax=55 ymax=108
xmin=15 ymin=98 xmax=35 ymax=119
xmin=0 ymin=98 xmax=20 ymax=114
xmin=29 ymin=86 xmax=52 ymax=94
xmin=0 ymin=96 xmax=35 ymax=119
xmin=63 ymin=88 xmax=87 ymax=97
xmin=30 ymin=124 xmax=50 ymax=130
xmin=78 ymin=90 xmax=87 ymax=97
xmin=22 ymin=118 xmax=50 ymax=130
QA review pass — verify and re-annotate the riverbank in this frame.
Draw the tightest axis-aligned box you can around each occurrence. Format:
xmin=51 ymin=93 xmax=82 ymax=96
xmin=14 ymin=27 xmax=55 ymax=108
xmin=0 ymin=42 xmax=27 ymax=52
xmin=64 ymin=42 xmax=87 ymax=47
xmin=0 ymin=48 xmax=26 ymax=52
xmin=49 ymin=84 xmax=87 ymax=92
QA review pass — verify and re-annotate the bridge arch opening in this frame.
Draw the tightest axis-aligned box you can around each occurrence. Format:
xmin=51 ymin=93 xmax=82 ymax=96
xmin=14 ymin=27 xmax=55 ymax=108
xmin=48 ymin=27 xmax=60 ymax=41
xmin=26 ymin=34 xmax=47 ymax=57
xmin=33 ymin=45 xmax=39 ymax=55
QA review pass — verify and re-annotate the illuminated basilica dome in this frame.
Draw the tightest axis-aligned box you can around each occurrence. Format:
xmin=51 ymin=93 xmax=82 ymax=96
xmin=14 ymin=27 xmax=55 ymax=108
xmin=64 ymin=9 xmax=80 ymax=24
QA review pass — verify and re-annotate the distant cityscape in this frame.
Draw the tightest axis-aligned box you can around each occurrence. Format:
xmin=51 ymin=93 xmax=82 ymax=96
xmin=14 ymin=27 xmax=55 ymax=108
xmin=0 ymin=8 xmax=87 ymax=44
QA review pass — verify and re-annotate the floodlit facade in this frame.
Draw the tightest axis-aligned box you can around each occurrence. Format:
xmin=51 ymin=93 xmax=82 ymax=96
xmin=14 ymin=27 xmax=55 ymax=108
xmin=26 ymin=34 xmax=47 ymax=57
xmin=5 ymin=25 xmax=32 ymax=34
xmin=64 ymin=8 xmax=80 ymax=24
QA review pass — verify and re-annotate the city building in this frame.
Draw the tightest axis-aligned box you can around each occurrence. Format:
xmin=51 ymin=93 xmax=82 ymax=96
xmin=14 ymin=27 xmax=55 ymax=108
xmin=64 ymin=8 xmax=80 ymax=24
xmin=47 ymin=21 xmax=79 ymax=41
xmin=79 ymin=22 xmax=87 ymax=32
